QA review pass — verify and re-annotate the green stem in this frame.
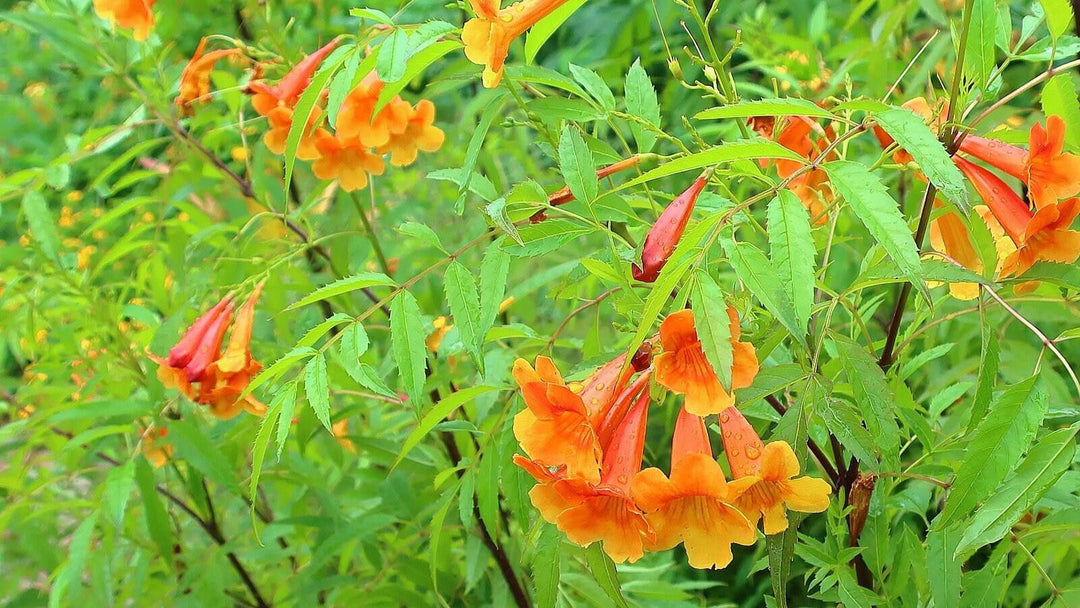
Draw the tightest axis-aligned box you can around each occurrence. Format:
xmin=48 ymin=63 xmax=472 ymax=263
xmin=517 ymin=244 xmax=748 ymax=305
xmin=349 ymin=189 xmax=392 ymax=277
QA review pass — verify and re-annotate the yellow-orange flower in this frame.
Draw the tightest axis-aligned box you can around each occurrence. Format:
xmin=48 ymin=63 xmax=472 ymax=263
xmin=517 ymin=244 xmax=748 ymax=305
xmin=198 ymin=283 xmax=267 ymax=420
xmin=718 ymin=407 xmax=831 ymax=534
xmin=928 ymin=204 xmax=984 ymax=300
xmin=956 ymin=156 xmax=1080 ymax=277
xmin=332 ymin=419 xmax=357 ymax=453
xmin=311 ymin=130 xmax=386 ymax=192
xmin=519 ymin=387 xmax=654 ymax=563
xmin=249 ymin=40 xmax=340 ymax=116
xmin=959 ymin=115 xmax=1080 ymax=209
xmin=263 ymin=107 xmax=322 ymax=160
xmin=141 ymin=425 xmax=172 ymax=468
xmin=462 ymin=0 xmax=570 ymax=88
xmin=176 ymin=38 xmax=242 ymax=116
xmin=631 ymin=408 xmax=757 ymax=569
xmin=654 ymin=308 xmax=759 ymax=417
xmin=379 ymin=100 xmax=446 ymax=167
xmin=94 ymin=0 xmax=156 ymax=41
xmin=335 ymin=73 xmax=413 ymax=148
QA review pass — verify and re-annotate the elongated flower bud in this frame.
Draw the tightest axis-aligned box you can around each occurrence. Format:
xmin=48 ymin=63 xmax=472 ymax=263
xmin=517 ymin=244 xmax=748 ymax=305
xmin=670 ymin=406 xmax=711 ymax=468
xmin=632 ymin=173 xmax=709 ymax=282
xmin=954 ymin=156 xmax=1030 ymax=245
xmin=532 ymin=155 xmax=644 ymax=223
xmin=716 ymin=406 xmax=765 ymax=478
xmin=166 ymin=296 xmax=233 ymax=368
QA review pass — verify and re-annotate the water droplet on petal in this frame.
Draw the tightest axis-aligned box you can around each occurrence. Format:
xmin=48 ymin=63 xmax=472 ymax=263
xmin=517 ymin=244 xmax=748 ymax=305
xmin=735 ymin=433 xmax=743 ymax=440
xmin=746 ymin=445 xmax=761 ymax=460
xmin=719 ymin=412 xmax=730 ymax=423
xmin=730 ymin=449 xmax=740 ymax=457
xmin=617 ymin=475 xmax=628 ymax=484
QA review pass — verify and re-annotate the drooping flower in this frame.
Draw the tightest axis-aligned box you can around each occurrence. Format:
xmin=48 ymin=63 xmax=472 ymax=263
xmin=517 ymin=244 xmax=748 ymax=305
xmin=93 ymin=0 xmax=156 ymax=41
xmin=462 ymin=0 xmax=571 ymax=88
xmin=632 ymin=173 xmax=710 ymax=282
xmin=959 ymin=116 xmax=1080 ymax=209
xmin=335 ymin=72 xmax=414 ymax=148
xmin=378 ymin=100 xmax=446 ymax=167
xmin=928 ymin=203 xmax=985 ymax=300
xmin=311 ymin=130 xmax=386 ymax=192
xmin=752 ymin=113 xmax=836 ymax=222
xmin=521 ymin=387 xmax=654 ymax=563
xmin=150 ymin=295 xmax=235 ymax=398
xmin=631 ymin=408 xmax=757 ymax=569
xmin=654 ymin=308 xmax=759 ymax=417
xmin=955 ymin=156 xmax=1080 ymax=277
xmin=198 ymin=283 xmax=267 ymax=419
xmin=511 ymin=354 xmax=645 ymax=483
xmin=717 ymin=406 xmax=831 ymax=534
xmin=249 ymin=39 xmax=340 ymax=116
xmin=532 ymin=155 xmax=643 ymax=222
xmin=176 ymin=38 xmax=242 ymax=116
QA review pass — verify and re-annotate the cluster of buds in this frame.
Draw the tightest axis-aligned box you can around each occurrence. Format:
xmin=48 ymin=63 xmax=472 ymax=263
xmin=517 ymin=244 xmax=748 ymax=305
xmin=876 ymin=101 xmax=1080 ymax=297
xmin=149 ymin=283 xmax=266 ymax=420
xmin=248 ymin=40 xmax=445 ymax=192
xmin=513 ymin=308 xmax=830 ymax=566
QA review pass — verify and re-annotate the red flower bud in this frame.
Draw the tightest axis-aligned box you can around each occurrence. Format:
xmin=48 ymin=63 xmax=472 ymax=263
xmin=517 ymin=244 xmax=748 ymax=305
xmin=632 ymin=173 xmax=709 ymax=282
xmin=166 ymin=296 xmax=233 ymax=368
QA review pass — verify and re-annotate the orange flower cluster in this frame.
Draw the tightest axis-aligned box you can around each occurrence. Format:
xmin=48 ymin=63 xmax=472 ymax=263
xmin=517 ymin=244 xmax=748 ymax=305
xmin=249 ymin=42 xmax=445 ymax=192
xmin=462 ymin=0 xmax=570 ymax=88
xmin=749 ymin=113 xmax=837 ymax=223
xmin=175 ymin=37 xmax=243 ymax=116
xmin=93 ymin=0 xmax=156 ymax=41
xmin=513 ymin=308 xmax=830 ymax=566
xmin=149 ymin=284 xmax=267 ymax=420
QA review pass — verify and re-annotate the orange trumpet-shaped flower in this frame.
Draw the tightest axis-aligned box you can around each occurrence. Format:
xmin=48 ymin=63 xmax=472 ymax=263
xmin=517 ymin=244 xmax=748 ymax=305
xmin=378 ymin=100 xmax=446 ymax=167
xmin=335 ymin=73 xmax=414 ymax=148
xmin=512 ymin=354 xmax=645 ymax=483
xmin=311 ymin=131 xmax=386 ymax=192
xmin=176 ymin=38 xmax=242 ymax=116
xmin=547 ymin=389 xmax=654 ymax=563
xmin=717 ymin=407 xmax=831 ymax=534
xmin=199 ymin=283 xmax=267 ymax=420
xmin=928 ymin=204 xmax=984 ymax=300
xmin=959 ymin=116 xmax=1080 ymax=209
xmin=752 ymin=113 xmax=836 ymax=223
xmin=250 ymin=39 xmax=340 ymax=116
xmin=631 ymin=408 xmax=757 ymax=569
xmin=94 ymin=0 xmax=156 ymax=41
xmin=462 ymin=0 xmax=571 ymax=88
xmin=654 ymin=308 xmax=759 ymax=417
xmin=150 ymin=296 xmax=235 ymax=398
xmin=955 ymin=156 xmax=1080 ymax=277
xmin=633 ymin=173 xmax=709 ymax=283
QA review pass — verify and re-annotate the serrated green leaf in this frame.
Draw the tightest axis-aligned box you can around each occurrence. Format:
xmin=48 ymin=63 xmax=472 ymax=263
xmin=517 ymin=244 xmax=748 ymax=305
xmin=1040 ymin=0 xmax=1073 ymax=39
xmin=274 ymin=382 xmax=299 ymax=459
xmin=445 ymin=261 xmax=484 ymax=371
xmin=726 ymin=241 xmax=806 ymax=346
xmin=285 ymin=50 xmax=350 ymax=198
xmin=694 ymin=98 xmax=837 ymax=121
xmin=767 ymin=190 xmax=815 ymax=334
xmin=584 ymin=544 xmax=630 ymax=608
xmin=304 ymin=354 xmax=332 ymax=431
xmin=22 ymin=190 xmax=60 ymax=261
xmin=690 ymin=271 xmax=733 ymax=390
xmin=394 ymin=385 xmax=502 ymax=468
xmin=166 ymin=418 xmax=237 ymax=490
xmin=479 ymin=244 xmax=511 ymax=335
xmin=833 ymin=334 xmax=901 ymax=470
xmin=390 ymin=290 xmax=428 ymax=406
xmin=927 ymin=516 xmax=962 ymax=608
xmin=533 ymin=524 xmax=562 ymax=608
xmin=134 ymin=458 xmax=174 ymax=567
xmin=963 ymin=0 xmax=997 ymax=88
xmin=524 ymin=0 xmax=589 ymax=63
xmin=376 ymin=29 xmax=410 ymax=83
xmin=285 ymin=273 xmax=395 ymax=311
xmin=569 ymin=63 xmax=615 ymax=110
xmin=375 ymin=40 xmax=460 ymax=114
xmin=1041 ymin=74 xmax=1080 ymax=149
xmin=617 ymin=142 xmax=805 ymax=192
xmin=938 ymin=376 xmax=1049 ymax=528
xmin=875 ymin=107 xmax=969 ymax=212
xmin=102 ymin=460 xmax=135 ymax=528
xmin=625 ymin=59 xmax=660 ymax=152
xmin=250 ymin=394 xmax=284 ymax=505
xmin=558 ymin=126 xmax=598 ymax=204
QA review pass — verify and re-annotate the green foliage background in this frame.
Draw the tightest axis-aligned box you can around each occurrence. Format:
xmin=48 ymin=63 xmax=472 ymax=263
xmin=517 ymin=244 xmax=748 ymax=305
xmin=1 ymin=0 xmax=1079 ymax=606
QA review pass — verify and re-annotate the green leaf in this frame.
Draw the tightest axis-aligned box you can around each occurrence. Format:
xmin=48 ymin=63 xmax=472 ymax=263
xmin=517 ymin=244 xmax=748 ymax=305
xmin=532 ymin=525 xmax=562 ymax=608
xmin=304 ymin=353 xmax=333 ymax=432
xmin=524 ymin=0 xmax=589 ymax=63
xmin=285 ymin=273 xmax=395 ymax=311
xmin=690 ymin=271 xmax=733 ymax=390
xmin=102 ymin=460 xmax=135 ymax=528
xmin=340 ymin=323 xmax=370 ymax=362
xmin=49 ymin=511 xmax=98 ymax=608
xmin=833 ymin=334 xmax=901 ymax=470
xmin=274 ymin=382 xmax=299 ymax=459
xmin=968 ymin=318 xmax=998 ymax=431
xmin=135 ymin=458 xmax=174 ymax=566
xmin=250 ymin=395 xmax=284 ymax=506
xmin=583 ymin=544 xmax=630 ymax=608
xmin=241 ymin=346 xmax=317 ymax=400
xmin=569 ymin=63 xmax=615 ymax=110
xmin=938 ymin=376 xmax=1049 ymax=528
xmin=22 ymin=190 xmax=60 ymax=261
xmin=376 ymin=29 xmax=411 ymax=83
xmin=1040 ymin=0 xmax=1073 ymax=39
xmin=766 ymin=190 xmax=815 ymax=334
xmin=375 ymin=40 xmax=461 ymax=114
xmin=875 ymin=107 xmax=969 ymax=212
xmin=694 ymin=97 xmax=837 ymax=121
xmin=825 ymin=161 xmax=925 ymax=297
xmin=558 ymin=126 xmax=598 ymax=204
xmin=393 ymin=385 xmax=502 ymax=468
xmin=625 ymin=254 xmax=696 ymax=368
xmin=1041 ymin=74 xmax=1080 ymax=150
xmin=166 ymin=418 xmax=237 ymax=490
xmin=617 ymin=142 xmax=805 ymax=192
xmin=326 ymin=48 xmax=360 ymax=128
xmin=390 ymin=290 xmax=428 ymax=407
xmin=625 ymin=59 xmax=660 ymax=152
xmin=726 ymin=241 xmax=806 ymax=346
xmin=819 ymin=398 xmax=881 ymax=471
xmin=445 ymin=261 xmax=484 ymax=371
xmin=478 ymin=244 xmax=511 ymax=336
xmin=398 ymin=221 xmax=446 ymax=252
xmin=456 ymin=92 xmax=507 ymax=213
xmin=927 ymin=517 xmax=962 ymax=608
xmin=285 ymin=50 xmax=350 ymax=198
xmin=955 ymin=426 xmax=1077 ymax=556
xmin=963 ymin=0 xmax=998 ymax=89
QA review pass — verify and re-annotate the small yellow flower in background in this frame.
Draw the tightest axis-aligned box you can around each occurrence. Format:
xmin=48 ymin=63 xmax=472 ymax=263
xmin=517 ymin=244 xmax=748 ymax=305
xmin=332 ymin=419 xmax=357 ymax=453
xmin=231 ymin=146 xmax=248 ymax=162
xmin=141 ymin=425 xmax=173 ymax=468
xmin=66 ymin=190 xmax=84 ymax=203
